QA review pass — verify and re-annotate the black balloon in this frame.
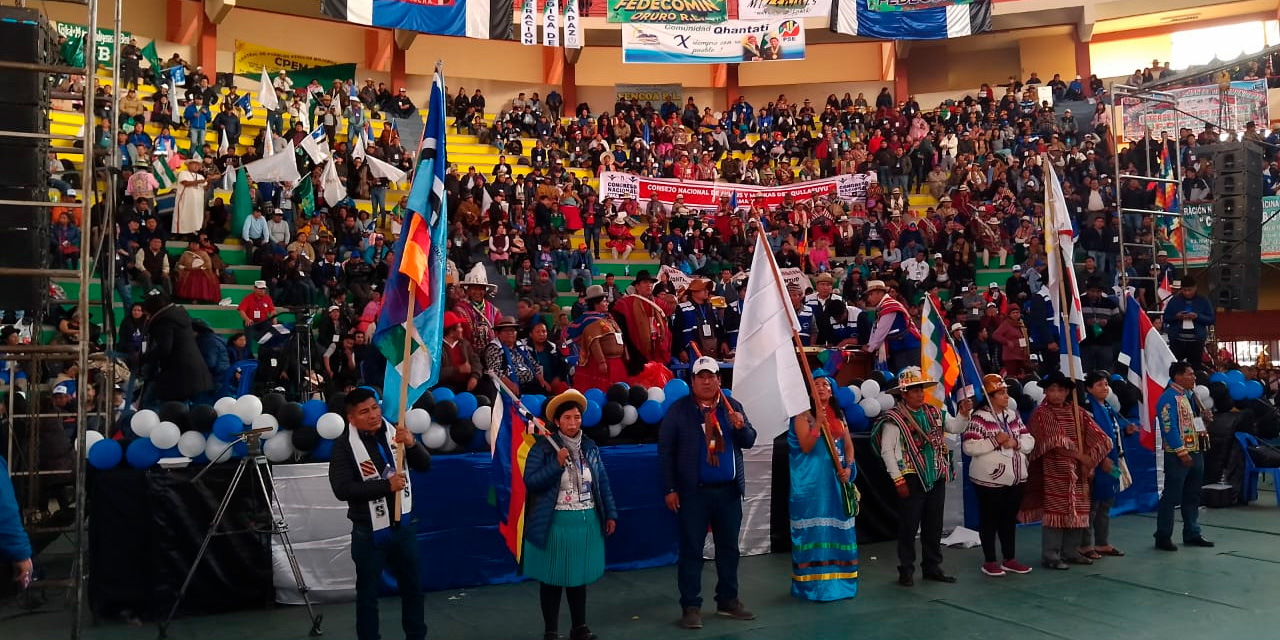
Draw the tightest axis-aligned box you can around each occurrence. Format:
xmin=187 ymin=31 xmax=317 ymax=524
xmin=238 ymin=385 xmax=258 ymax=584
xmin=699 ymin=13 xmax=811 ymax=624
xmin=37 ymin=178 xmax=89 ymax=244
xmin=606 ymin=384 xmax=630 ymax=405
xmin=292 ymin=427 xmax=321 ymax=452
xmin=628 ymin=386 xmax=649 ymax=407
xmin=448 ymin=421 xmax=476 ymax=449
xmin=327 ymin=392 xmax=347 ymax=415
xmin=413 ymin=393 xmax=436 ymax=412
xmin=158 ymin=401 xmax=190 ymax=432
xmin=585 ymin=425 xmax=610 ymax=447
xmin=434 ymin=400 xmax=459 ymax=425
xmin=601 ymin=401 xmax=624 ymax=427
xmin=1004 ymin=378 xmax=1023 ymax=397
xmin=261 ymin=392 xmax=287 ymax=417
xmin=475 ymin=394 xmax=493 ymax=408
xmin=277 ymin=402 xmax=304 ymax=430
xmin=188 ymin=404 xmax=218 ymax=433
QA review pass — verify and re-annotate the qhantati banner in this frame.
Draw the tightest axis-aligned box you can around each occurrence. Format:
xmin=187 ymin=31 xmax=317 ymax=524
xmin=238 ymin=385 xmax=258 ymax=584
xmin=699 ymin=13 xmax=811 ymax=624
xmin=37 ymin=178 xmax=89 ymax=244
xmin=598 ymin=171 xmax=870 ymax=212
xmin=615 ymin=83 xmax=683 ymax=104
xmin=543 ymin=0 xmax=560 ymax=47
xmin=738 ymin=0 xmax=830 ymax=20
xmin=564 ymin=0 xmax=582 ymax=49
xmin=234 ymin=41 xmax=338 ymax=77
xmin=608 ymin=0 xmax=727 ymax=23
xmin=1121 ymin=80 xmax=1269 ymax=142
xmin=53 ymin=22 xmax=130 ymax=67
xmin=1169 ymin=196 xmax=1280 ymax=265
xmin=622 ymin=20 xmax=805 ymax=64
xmin=521 ymin=0 xmax=537 ymax=45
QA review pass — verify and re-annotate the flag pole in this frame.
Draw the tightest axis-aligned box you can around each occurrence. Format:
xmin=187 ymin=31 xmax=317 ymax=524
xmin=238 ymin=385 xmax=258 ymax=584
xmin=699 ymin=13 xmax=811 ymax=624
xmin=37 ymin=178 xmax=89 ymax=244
xmin=753 ymin=217 xmax=855 ymax=515
xmin=1048 ymin=202 xmax=1084 ymax=453
xmin=392 ymin=282 xmax=415 ymax=522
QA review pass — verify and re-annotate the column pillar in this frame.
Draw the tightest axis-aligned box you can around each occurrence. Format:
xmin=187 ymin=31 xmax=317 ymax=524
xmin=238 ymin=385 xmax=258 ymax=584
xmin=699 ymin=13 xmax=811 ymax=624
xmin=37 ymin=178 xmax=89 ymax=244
xmin=1074 ymin=36 xmax=1093 ymax=97
xmin=391 ymin=46 xmax=407 ymax=92
xmin=725 ymin=64 xmax=740 ymax=110
xmin=563 ymin=60 xmax=578 ymax=114
xmin=197 ymin=8 xmax=216 ymax=74
xmin=167 ymin=0 xmax=200 ymax=46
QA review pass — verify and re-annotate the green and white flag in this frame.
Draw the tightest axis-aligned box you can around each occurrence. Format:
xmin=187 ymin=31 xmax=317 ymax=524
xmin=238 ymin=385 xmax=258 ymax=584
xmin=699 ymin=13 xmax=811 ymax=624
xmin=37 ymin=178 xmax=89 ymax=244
xmin=152 ymin=157 xmax=177 ymax=191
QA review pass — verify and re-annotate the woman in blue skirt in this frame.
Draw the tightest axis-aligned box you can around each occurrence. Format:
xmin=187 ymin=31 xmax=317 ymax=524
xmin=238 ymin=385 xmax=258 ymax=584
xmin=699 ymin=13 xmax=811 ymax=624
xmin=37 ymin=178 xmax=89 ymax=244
xmin=789 ymin=375 xmax=859 ymax=601
xmin=523 ymin=390 xmax=618 ymax=640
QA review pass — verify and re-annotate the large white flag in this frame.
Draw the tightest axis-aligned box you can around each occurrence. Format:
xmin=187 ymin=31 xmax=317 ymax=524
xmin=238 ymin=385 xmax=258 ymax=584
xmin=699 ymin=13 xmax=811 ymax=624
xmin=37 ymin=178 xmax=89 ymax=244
xmin=321 ymin=157 xmax=346 ymax=206
xmin=733 ymin=232 xmax=809 ymax=440
xmin=1044 ymin=157 xmax=1086 ymax=378
xmin=299 ymin=125 xmax=330 ymax=163
xmin=543 ymin=0 xmax=560 ymax=47
xmin=365 ymin=154 xmax=407 ymax=185
xmin=245 ymin=140 xmax=301 ymax=183
xmin=258 ymin=67 xmax=280 ymax=112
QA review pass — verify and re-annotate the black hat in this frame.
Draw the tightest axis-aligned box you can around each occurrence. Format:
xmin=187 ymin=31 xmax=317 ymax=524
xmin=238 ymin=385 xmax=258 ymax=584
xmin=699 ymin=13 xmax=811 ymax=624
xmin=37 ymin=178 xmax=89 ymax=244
xmin=1036 ymin=370 xmax=1076 ymax=391
xmin=632 ymin=269 xmax=655 ymax=284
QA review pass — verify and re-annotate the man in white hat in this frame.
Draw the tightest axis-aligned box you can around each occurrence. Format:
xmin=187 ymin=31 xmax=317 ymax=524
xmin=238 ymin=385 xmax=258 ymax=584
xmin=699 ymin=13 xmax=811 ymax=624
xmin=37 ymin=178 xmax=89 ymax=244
xmin=238 ymin=280 xmax=276 ymax=345
xmin=862 ymin=280 xmax=921 ymax=372
xmin=453 ymin=263 xmax=501 ymax=353
xmin=873 ymin=366 xmax=970 ymax=586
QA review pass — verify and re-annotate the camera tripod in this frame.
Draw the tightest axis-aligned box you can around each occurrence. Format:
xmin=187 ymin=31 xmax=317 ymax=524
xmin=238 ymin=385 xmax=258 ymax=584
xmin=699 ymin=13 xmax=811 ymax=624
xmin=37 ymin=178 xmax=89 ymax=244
xmin=157 ymin=428 xmax=323 ymax=638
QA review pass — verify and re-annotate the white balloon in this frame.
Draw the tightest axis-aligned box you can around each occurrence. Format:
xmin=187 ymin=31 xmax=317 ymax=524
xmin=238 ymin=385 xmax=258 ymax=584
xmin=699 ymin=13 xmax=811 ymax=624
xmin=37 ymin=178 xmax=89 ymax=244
xmin=1106 ymin=390 xmax=1121 ymax=413
xmin=877 ymin=393 xmax=895 ymax=409
xmin=213 ymin=396 xmax=238 ymax=416
xmin=860 ymin=380 xmax=881 ymax=399
xmin=424 ymin=424 xmax=449 ymax=449
xmin=149 ymin=421 xmax=181 ymax=450
xmin=1024 ymin=384 xmax=1045 ymax=403
xmin=1009 ymin=397 xmax=1019 ymax=413
xmin=1194 ymin=385 xmax=1211 ymax=403
xmin=252 ymin=414 xmax=280 ymax=439
xmin=82 ymin=430 xmax=105 ymax=454
xmin=177 ymin=431 xmax=206 ymax=458
xmin=848 ymin=385 xmax=862 ymax=404
xmin=621 ymin=405 xmax=638 ymax=426
xmin=205 ymin=435 xmax=234 ymax=463
xmin=131 ymin=409 xmax=160 ymax=437
xmin=859 ymin=397 xmax=881 ymax=418
xmin=608 ymin=423 xmax=623 ymax=438
xmin=647 ymin=387 xmax=666 ymax=404
xmin=316 ymin=413 xmax=346 ymax=439
xmin=264 ymin=431 xmax=295 ymax=462
xmin=406 ymin=408 xmax=433 ymax=434
xmin=1205 ymin=395 xmax=1215 ymax=411
xmin=471 ymin=406 xmax=493 ymax=430
xmin=234 ymin=395 xmax=264 ymax=425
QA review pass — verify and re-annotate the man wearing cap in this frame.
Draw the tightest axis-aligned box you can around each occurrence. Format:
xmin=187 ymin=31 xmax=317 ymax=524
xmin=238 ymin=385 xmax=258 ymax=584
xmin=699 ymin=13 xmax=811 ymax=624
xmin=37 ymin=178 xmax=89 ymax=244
xmin=863 ymin=280 xmax=921 ymax=372
xmin=874 ymin=366 xmax=970 ymax=586
xmin=1005 ymin=264 xmax=1031 ymax=302
xmin=439 ymin=311 xmax=482 ymax=393
xmin=568 ymin=243 xmax=594 ymax=292
xmin=671 ymin=278 xmax=723 ymax=362
xmin=659 ymin=356 xmax=757 ymax=628
xmin=1019 ymin=371 xmax=1112 ymax=570
xmin=1161 ymin=277 xmax=1214 ymax=368
xmin=614 ymin=270 xmax=673 ymax=366
xmin=806 ymin=273 xmax=851 ymax=347
xmin=238 ymin=280 xmax=276 ymax=346
xmin=568 ymin=285 xmax=629 ymax=392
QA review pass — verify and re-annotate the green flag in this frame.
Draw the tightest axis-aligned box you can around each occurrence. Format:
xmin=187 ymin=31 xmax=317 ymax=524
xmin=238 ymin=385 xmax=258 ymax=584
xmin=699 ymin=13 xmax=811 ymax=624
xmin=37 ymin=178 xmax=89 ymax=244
xmin=230 ymin=166 xmax=252 ymax=238
xmin=61 ymin=36 xmax=85 ymax=69
xmin=297 ymin=174 xmax=315 ymax=219
xmin=140 ymin=41 xmax=161 ymax=70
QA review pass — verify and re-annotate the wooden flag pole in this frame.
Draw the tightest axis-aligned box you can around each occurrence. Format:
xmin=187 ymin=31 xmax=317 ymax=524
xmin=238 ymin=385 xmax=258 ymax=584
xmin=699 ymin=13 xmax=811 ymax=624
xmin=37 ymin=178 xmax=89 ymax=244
xmin=393 ymin=279 xmax=415 ymax=523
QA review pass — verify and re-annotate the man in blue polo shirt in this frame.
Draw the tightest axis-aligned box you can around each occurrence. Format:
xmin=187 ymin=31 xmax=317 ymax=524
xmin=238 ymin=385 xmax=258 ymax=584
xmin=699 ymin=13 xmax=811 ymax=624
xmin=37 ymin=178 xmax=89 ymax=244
xmin=659 ymin=357 xmax=757 ymax=630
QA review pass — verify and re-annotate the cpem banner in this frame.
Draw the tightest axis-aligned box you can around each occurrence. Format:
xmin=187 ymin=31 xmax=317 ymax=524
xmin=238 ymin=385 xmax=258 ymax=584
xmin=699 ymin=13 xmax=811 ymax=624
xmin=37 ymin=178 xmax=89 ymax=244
xmin=544 ymin=0 xmax=560 ymax=47
xmin=233 ymin=41 xmax=338 ymax=77
xmin=608 ymin=0 xmax=728 ymax=23
xmin=598 ymin=171 xmax=870 ymax=212
xmin=738 ymin=0 xmax=831 ymax=20
xmin=564 ymin=0 xmax=582 ymax=49
xmin=615 ymin=83 xmax=684 ymax=104
xmin=622 ymin=19 xmax=806 ymax=64
xmin=1120 ymin=79 xmax=1269 ymax=142
xmin=1168 ymin=197 xmax=1280 ymax=265
xmin=521 ymin=0 xmax=538 ymax=45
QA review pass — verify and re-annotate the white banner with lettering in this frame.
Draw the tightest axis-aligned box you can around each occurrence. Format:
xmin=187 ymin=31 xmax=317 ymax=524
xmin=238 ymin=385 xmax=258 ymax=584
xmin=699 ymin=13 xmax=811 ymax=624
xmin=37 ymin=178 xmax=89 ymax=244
xmin=737 ymin=0 xmax=831 ymax=20
xmin=543 ymin=0 xmax=560 ymax=47
xmin=520 ymin=0 xmax=537 ymax=45
xmin=598 ymin=171 xmax=871 ymax=213
xmin=564 ymin=0 xmax=582 ymax=49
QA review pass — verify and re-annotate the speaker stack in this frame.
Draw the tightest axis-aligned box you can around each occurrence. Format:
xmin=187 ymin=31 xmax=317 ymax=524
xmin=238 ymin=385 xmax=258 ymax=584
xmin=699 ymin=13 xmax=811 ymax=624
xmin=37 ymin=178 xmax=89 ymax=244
xmin=0 ymin=7 xmax=57 ymax=311
xmin=1204 ymin=141 xmax=1265 ymax=311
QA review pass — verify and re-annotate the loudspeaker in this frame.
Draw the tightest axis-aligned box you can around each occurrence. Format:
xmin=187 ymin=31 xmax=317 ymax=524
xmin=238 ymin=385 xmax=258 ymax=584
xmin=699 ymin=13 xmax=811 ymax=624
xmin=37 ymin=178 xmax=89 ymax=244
xmin=0 ymin=141 xmax=47 ymax=189
xmin=1211 ymin=143 xmax=1265 ymax=175
xmin=0 ymin=228 xmax=46 ymax=310
xmin=1209 ymin=262 xmax=1259 ymax=312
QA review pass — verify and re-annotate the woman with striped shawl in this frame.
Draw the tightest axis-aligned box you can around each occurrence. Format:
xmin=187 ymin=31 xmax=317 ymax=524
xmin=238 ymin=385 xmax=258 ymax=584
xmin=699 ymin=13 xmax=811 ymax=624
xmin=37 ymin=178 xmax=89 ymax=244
xmin=1019 ymin=371 xmax=1113 ymax=570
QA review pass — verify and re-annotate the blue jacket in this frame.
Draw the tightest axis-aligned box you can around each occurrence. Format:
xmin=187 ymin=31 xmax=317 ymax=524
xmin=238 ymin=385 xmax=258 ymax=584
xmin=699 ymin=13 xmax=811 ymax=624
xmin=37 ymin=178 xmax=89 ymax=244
xmin=1087 ymin=396 xmax=1135 ymax=501
xmin=659 ymin=395 xmax=757 ymax=497
xmin=523 ymin=434 xmax=618 ymax=549
xmin=1162 ymin=293 xmax=1214 ymax=342
xmin=0 ymin=457 xmax=31 ymax=562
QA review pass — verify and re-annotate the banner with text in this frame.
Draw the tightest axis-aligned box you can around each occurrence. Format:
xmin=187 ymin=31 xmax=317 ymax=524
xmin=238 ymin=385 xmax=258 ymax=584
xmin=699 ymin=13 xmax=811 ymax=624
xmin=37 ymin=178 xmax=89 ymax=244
xmin=609 ymin=0 xmax=727 ymax=22
xmin=233 ymin=41 xmax=339 ymax=77
xmin=599 ymin=171 xmax=870 ymax=213
xmin=738 ymin=0 xmax=830 ymax=20
xmin=660 ymin=265 xmax=806 ymax=292
xmin=544 ymin=0 xmax=560 ymax=47
xmin=615 ymin=84 xmax=684 ymax=104
xmin=1168 ymin=197 xmax=1280 ymax=265
xmin=622 ymin=20 xmax=805 ymax=64
xmin=521 ymin=0 xmax=537 ymax=45
xmin=54 ymin=22 xmax=131 ymax=67
xmin=1121 ymin=79 xmax=1268 ymax=142
xmin=564 ymin=0 xmax=583 ymax=49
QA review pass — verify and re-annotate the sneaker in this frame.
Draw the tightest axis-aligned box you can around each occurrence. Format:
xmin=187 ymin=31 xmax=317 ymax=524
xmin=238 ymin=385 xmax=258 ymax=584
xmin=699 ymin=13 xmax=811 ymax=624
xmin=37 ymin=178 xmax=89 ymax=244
xmin=681 ymin=606 xmax=702 ymax=629
xmin=981 ymin=562 xmax=1006 ymax=577
xmin=1001 ymin=559 xmax=1033 ymax=574
xmin=715 ymin=599 xmax=757 ymax=621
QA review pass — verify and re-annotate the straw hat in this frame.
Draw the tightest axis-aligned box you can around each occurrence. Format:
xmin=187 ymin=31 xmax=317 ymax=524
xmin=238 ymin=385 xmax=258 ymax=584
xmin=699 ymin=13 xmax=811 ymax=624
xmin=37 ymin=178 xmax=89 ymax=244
xmin=545 ymin=389 xmax=588 ymax=422
xmin=493 ymin=316 xmax=520 ymax=330
xmin=889 ymin=366 xmax=939 ymax=393
xmin=865 ymin=280 xmax=889 ymax=294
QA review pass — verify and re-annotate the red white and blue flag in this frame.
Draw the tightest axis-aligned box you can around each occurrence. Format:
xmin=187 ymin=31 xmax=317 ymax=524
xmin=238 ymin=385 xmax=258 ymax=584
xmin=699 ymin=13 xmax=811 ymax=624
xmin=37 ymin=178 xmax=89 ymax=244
xmin=1118 ymin=293 xmax=1175 ymax=451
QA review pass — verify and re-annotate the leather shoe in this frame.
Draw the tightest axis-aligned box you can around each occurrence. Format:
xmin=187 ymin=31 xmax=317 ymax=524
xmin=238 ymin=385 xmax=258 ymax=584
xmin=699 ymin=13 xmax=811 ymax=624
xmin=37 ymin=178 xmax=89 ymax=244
xmin=922 ymin=570 xmax=957 ymax=583
xmin=1154 ymin=538 xmax=1178 ymax=552
xmin=897 ymin=569 xmax=914 ymax=587
xmin=1184 ymin=537 xmax=1215 ymax=548
xmin=680 ymin=607 xmax=702 ymax=630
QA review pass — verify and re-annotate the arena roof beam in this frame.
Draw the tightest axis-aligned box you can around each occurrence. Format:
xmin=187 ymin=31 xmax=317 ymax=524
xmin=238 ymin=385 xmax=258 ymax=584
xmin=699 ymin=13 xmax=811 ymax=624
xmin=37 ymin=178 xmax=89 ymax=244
xmin=204 ymin=0 xmax=235 ymax=25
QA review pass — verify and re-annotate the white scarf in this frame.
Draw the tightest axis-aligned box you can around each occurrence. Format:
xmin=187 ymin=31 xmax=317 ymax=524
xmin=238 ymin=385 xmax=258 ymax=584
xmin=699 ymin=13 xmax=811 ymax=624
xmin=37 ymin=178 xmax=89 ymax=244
xmin=348 ymin=420 xmax=412 ymax=531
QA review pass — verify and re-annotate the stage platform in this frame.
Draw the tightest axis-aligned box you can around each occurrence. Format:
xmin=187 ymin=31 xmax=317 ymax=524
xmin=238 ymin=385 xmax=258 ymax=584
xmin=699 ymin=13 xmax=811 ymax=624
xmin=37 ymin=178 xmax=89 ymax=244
xmin=12 ymin=492 xmax=1280 ymax=640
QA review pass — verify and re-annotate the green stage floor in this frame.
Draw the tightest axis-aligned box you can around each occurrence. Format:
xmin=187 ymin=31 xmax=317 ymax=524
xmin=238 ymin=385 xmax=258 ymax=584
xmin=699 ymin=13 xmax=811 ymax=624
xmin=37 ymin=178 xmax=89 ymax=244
xmin=10 ymin=495 xmax=1280 ymax=640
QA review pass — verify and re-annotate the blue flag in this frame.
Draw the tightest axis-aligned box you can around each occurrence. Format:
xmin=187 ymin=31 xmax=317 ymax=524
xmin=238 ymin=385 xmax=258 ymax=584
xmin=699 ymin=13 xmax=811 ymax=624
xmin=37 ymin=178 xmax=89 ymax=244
xmin=168 ymin=65 xmax=186 ymax=87
xmin=237 ymin=93 xmax=254 ymax=120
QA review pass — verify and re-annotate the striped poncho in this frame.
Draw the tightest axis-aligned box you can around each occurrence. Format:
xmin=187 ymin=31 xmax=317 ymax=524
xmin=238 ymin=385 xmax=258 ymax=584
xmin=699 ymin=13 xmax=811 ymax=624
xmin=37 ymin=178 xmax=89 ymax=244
xmin=1018 ymin=401 xmax=1112 ymax=529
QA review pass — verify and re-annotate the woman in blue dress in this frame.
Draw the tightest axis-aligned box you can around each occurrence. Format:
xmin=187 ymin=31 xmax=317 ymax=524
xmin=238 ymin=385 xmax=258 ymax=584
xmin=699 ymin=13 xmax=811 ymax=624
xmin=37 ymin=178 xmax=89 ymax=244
xmin=789 ymin=375 xmax=858 ymax=601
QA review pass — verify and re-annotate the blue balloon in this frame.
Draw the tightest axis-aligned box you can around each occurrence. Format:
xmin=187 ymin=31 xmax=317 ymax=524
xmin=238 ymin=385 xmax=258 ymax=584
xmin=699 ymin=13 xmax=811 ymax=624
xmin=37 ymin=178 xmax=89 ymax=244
xmin=432 ymin=387 xmax=456 ymax=403
xmin=834 ymin=386 xmax=855 ymax=409
xmin=583 ymin=401 xmax=602 ymax=427
xmin=524 ymin=395 xmax=546 ymax=420
xmin=213 ymin=413 xmax=245 ymax=442
xmin=845 ymin=403 xmax=868 ymax=431
xmin=1209 ymin=372 xmax=1227 ymax=384
xmin=1226 ymin=370 xmax=1246 ymax=385
xmin=665 ymin=379 xmax=690 ymax=399
xmin=126 ymin=438 xmax=162 ymax=469
xmin=312 ymin=439 xmax=334 ymax=461
xmin=639 ymin=400 xmax=664 ymax=424
xmin=302 ymin=399 xmax=328 ymax=428
xmin=584 ymin=388 xmax=606 ymax=406
xmin=453 ymin=392 xmax=478 ymax=419
xmin=1229 ymin=381 xmax=1248 ymax=401
xmin=1246 ymin=380 xmax=1265 ymax=400
xmin=232 ymin=440 xmax=249 ymax=458
xmin=88 ymin=439 xmax=123 ymax=470
xmin=722 ymin=389 xmax=732 ymax=398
